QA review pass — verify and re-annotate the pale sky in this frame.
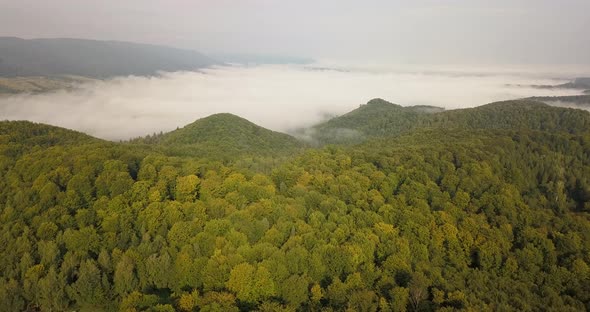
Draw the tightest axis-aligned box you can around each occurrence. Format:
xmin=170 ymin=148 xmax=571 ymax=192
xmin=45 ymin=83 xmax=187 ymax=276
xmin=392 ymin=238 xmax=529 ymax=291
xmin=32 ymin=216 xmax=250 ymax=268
xmin=1 ymin=0 xmax=589 ymax=65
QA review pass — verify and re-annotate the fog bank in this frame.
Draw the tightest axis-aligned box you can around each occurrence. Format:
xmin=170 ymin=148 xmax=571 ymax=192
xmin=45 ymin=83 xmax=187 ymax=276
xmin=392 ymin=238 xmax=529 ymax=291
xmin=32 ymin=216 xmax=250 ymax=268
xmin=0 ymin=65 xmax=585 ymax=140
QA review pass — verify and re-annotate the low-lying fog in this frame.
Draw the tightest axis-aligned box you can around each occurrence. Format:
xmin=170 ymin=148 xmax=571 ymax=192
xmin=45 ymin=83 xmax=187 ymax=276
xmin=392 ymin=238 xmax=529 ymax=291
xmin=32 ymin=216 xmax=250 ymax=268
xmin=0 ymin=64 xmax=586 ymax=140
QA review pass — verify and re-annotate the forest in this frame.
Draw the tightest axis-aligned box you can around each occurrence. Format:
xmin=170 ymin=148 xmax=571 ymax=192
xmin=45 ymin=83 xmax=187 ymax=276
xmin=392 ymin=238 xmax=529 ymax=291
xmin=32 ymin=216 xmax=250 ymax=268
xmin=0 ymin=99 xmax=589 ymax=311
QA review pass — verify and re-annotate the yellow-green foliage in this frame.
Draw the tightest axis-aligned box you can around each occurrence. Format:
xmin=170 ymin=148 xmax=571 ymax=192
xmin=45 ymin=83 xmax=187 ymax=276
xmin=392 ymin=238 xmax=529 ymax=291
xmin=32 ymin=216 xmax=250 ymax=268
xmin=1 ymin=101 xmax=590 ymax=311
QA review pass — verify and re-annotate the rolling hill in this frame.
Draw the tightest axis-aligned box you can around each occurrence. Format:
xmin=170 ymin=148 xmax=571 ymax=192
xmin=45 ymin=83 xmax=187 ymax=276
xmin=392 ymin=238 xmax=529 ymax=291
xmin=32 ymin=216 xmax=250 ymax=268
xmin=132 ymin=113 xmax=303 ymax=157
xmin=0 ymin=37 xmax=218 ymax=78
xmin=304 ymin=98 xmax=443 ymax=144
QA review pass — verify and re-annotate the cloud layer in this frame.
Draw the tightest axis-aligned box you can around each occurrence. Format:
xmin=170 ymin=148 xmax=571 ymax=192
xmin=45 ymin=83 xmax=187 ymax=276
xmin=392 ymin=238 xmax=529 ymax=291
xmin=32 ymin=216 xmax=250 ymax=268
xmin=0 ymin=64 xmax=584 ymax=140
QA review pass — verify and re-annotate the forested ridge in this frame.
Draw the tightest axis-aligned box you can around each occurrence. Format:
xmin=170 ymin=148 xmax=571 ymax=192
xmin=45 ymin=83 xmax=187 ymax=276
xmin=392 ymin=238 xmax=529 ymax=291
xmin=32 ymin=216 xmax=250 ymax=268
xmin=1 ymin=99 xmax=590 ymax=311
xmin=307 ymin=99 xmax=590 ymax=144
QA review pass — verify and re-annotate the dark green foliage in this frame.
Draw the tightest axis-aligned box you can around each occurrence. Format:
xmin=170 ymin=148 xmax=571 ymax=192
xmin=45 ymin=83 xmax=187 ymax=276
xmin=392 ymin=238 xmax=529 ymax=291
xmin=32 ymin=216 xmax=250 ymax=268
xmin=131 ymin=113 xmax=304 ymax=158
xmin=1 ymin=100 xmax=590 ymax=311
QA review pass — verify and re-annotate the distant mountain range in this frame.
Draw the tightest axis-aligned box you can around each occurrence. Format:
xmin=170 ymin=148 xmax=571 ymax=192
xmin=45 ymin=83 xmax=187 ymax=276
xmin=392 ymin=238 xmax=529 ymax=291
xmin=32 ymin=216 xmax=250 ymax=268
xmin=0 ymin=37 xmax=218 ymax=78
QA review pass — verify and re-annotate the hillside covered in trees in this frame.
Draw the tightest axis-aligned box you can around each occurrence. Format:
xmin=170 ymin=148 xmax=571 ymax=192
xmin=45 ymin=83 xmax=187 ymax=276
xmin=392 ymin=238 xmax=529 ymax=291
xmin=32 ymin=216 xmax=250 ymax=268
xmin=131 ymin=113 xmax=304 ymax=159
xmin=304 ymin=98 xmax=590 ymax=145
xmin=1 ymin=99 xmax=590 ymax=311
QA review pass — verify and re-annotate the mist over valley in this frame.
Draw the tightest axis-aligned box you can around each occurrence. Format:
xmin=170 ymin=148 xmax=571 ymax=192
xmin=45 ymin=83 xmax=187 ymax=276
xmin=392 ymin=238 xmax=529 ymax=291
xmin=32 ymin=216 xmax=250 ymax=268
xmin=1 ymin=64 xmax=587 ymax=140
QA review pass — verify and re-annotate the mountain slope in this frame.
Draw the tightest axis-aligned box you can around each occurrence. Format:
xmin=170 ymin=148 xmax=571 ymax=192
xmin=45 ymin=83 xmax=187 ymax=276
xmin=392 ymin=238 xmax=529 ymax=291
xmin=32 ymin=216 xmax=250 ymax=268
xmin=0 ymin=37 xmax=217 ymax=78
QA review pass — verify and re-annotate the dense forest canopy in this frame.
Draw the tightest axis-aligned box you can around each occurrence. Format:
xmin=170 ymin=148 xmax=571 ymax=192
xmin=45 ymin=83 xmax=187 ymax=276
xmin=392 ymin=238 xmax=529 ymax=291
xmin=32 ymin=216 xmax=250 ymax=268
xmin=1 ymin=99 xmax=590 ymax=311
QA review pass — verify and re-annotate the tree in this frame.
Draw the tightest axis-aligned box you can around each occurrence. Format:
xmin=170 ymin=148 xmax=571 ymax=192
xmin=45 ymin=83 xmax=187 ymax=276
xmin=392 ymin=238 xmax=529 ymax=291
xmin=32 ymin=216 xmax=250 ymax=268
xmin=0 ymin=279 xmax=25 ymax=312
xmin=177 ymin=290 xmax=199 ymax=312
xmin=66 ymin=260 xmax=109 ymax=308
xmin=198 ymin=291 xmax=239 ymax=312
xmin=38 ymin=267 xmax=69 ymax=311
xmin=114 ymin=255 xmax=138 ymax=295
xmin=280 ymin=274 xmax=309 ymax=307
xmin=310 ymin=283 xmax=324 ymax=304
xmin=408 ymin=273 xmax=430 ymax=311
xmin=227 ymin=263 xmax=277 ymax=304
xmin=390 ymin=287 xmax=409 ymax=312
xmin=227 ymin=262 xmax=255 ymax=302
xmin=175 ymin=174 xmax=200 ymax=202
xmin=202 ymin=251 xmax=232 ymax=291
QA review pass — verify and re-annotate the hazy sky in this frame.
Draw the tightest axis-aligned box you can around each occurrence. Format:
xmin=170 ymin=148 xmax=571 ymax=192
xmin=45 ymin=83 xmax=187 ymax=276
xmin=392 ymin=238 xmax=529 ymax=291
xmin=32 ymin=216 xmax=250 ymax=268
xmin=1 ymin=0 xmax=589 ymax=65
